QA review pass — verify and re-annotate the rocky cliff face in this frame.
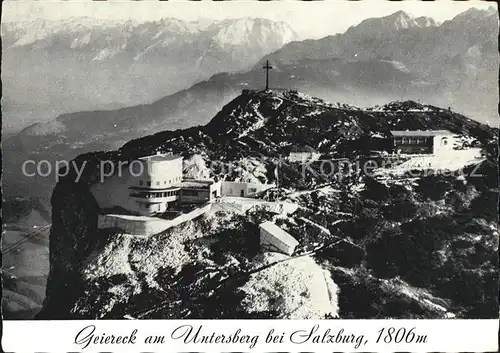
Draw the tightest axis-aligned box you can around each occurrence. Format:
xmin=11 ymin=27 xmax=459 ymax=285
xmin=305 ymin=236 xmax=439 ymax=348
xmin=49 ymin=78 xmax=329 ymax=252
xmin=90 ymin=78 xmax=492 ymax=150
xmin=40 ymin=196 xmax=340 ymax=319
xmin=39 ymin=90 xmax=498 ymax=319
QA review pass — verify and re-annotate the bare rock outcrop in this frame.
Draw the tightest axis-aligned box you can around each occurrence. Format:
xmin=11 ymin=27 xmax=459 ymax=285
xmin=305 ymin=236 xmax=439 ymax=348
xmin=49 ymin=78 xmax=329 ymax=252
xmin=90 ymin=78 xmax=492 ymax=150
xmin=239 ymin=252 xmax=339 ymax=319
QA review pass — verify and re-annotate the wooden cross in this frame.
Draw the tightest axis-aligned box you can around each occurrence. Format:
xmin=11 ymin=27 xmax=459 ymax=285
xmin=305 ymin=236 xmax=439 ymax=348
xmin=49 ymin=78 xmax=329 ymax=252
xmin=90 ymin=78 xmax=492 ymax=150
xmin=262 ymin=60 xmax=273 ymax=90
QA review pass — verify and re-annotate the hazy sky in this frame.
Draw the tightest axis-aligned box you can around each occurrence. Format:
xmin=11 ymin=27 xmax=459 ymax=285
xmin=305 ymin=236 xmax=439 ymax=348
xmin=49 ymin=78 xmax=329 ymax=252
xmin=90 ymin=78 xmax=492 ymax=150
xmin=3 ymin=0 xmax=496 ymax=39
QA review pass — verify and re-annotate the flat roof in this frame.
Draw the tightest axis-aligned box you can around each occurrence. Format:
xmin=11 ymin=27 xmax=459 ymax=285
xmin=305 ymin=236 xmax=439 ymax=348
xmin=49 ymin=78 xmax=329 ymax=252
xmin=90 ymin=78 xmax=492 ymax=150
xmin=138 ymin=153 xmax=182 ymax=162
xmin=129 ymin=186 xmax=181 ymax=191
xmin=179 ymin=180 xmax=216 ymax=189
xmin=390 ymin=130 xmax=455 ymax=137
xmin=260 ymin=221 xmax=299 ymax=246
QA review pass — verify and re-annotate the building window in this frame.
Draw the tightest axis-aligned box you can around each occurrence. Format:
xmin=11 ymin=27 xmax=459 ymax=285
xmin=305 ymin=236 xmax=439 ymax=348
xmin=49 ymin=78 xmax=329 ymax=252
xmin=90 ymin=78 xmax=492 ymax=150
xmin=139 ymin=180 xmax=144 ymax=186
xmin=147 ymin=181 xmax=151 ymax=186
xmin=441 ymin=137 xmax=448 ymax=146
xmin=248 ymin=188 xmax=257 ymax=193
xmin=156 ymin=181 xmax=160 ymax=186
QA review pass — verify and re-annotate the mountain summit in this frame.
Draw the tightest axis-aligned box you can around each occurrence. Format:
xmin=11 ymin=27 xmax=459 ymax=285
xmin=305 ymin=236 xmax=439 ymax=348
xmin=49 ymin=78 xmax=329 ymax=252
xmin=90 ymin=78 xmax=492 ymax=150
xmin=345 ymin=10 xmax=438 ymax=37
xmin=122 ymin=89 xmax=496 ymax=161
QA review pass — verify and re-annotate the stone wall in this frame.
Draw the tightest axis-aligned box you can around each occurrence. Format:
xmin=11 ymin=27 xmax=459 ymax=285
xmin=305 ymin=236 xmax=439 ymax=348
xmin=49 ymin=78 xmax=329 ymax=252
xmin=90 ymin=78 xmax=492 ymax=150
xmin=97 ymin=203 xmax=212 ymax=236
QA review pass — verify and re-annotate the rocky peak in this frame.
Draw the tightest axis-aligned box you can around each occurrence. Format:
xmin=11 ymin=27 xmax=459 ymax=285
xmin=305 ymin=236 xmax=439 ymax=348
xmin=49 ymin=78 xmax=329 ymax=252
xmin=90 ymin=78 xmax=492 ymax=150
xmin=443 ymin=6 xmax=498 ymax=29
xmin=344 ymin=10 xmax=438 ymax=39
xmin=414 ymin=16 xmax=439 ymax=28
xmin=203 ymin=89 xmax=335 ymax=139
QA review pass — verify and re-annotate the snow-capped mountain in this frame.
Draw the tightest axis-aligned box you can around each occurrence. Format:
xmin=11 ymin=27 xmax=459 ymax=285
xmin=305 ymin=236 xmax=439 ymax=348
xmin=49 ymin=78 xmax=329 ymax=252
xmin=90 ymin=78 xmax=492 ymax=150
xmin=210 ymin=18 xmax=298 ymax=50
xmin=343 ymin=10 xmax=439 ymax=37
xmin=1 ymin=17 xmax=298 ymax=133
xmin=3 ymin=17 xmax=132 ymax=48
xmin=4 ymin=17 xmax=297 ymax=55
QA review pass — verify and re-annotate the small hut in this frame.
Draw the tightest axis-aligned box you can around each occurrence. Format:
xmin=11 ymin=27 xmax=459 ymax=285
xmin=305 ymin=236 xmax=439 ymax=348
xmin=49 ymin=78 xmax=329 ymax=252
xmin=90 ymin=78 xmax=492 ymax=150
xmin=259 ymin=221 xmax=299 ymax=256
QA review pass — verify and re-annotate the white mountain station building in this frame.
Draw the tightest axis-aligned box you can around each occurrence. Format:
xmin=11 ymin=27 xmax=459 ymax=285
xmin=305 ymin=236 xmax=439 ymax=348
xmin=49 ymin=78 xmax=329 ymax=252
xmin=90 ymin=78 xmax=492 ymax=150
xmin=390 ymin=130 xmax=456 ymax=155
xmin=91 ymin=153 xmax=222 ymax=216
xmin=389 ymin=129 xmax=484 ymax=161
xmin=91 ymin=152 xmax=276 ymax=217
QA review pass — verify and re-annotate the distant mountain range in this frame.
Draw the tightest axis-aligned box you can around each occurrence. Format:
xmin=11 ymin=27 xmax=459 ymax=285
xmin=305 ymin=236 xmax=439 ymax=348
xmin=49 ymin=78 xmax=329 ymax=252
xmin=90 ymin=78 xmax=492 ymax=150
xmin=2 ymin=17 xmax=298 ymax=133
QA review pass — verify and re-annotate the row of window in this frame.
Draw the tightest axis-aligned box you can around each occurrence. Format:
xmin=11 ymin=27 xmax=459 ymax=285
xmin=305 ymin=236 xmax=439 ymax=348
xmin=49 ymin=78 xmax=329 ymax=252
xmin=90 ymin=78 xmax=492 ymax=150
xmin=131 ymin=190 xmax=179 ymax=199
xmin=396 ymin=137 xmax=430 ymax=145
xmin=138 ymin=176 xmax=182 ymax=187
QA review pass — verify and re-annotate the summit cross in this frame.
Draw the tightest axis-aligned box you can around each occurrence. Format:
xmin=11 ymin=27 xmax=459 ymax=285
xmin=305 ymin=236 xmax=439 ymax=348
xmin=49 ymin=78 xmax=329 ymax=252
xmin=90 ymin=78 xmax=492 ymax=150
xmin=262 ymin=60 xmax=273 ymax=91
